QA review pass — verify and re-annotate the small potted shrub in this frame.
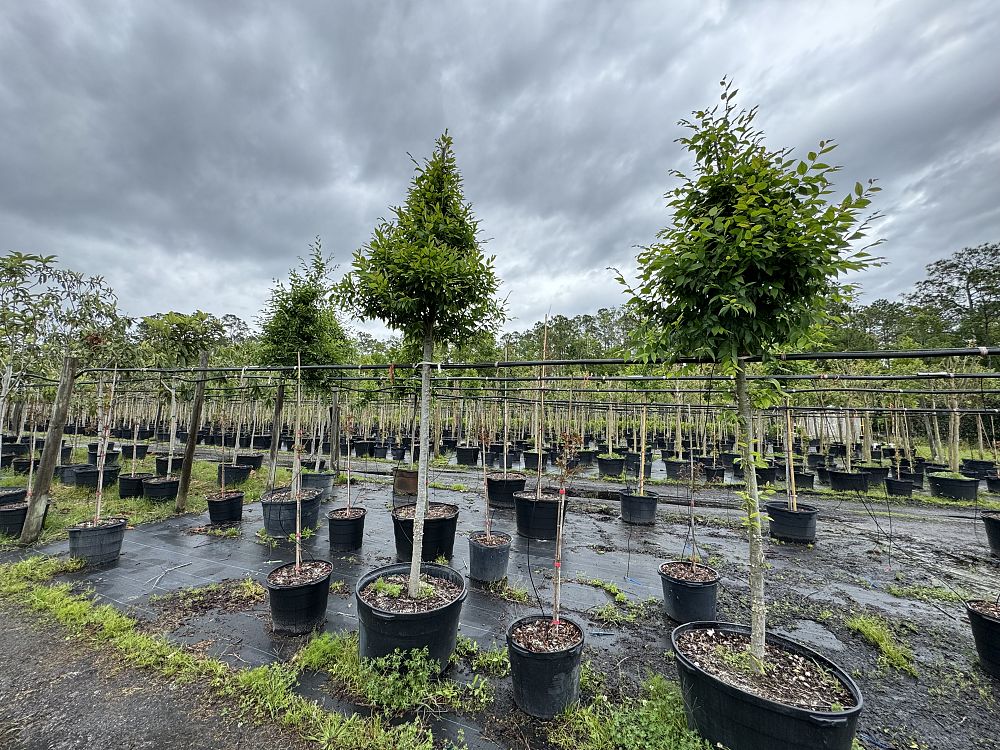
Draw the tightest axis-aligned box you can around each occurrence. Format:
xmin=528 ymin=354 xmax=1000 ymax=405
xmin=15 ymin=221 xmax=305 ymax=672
xmin=327 ymin=423 xmax=366 ymax=553
xmin=469 ymin=428 xmax=511 ymax=583
xmin=619 ymin=407 xmax=657 ymax=525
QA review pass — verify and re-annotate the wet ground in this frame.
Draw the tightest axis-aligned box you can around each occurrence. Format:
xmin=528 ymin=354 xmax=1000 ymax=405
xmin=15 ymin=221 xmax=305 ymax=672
xmin=2 ymin=454 xmax=999 ymax=750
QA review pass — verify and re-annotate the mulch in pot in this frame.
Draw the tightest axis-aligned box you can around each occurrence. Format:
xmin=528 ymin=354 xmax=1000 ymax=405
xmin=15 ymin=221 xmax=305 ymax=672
xmin=70 ymin=517 xmax=127 ymax=530
xmin=660 ymin=561 xmax=718 ymax=582
xmin=207 ymin=490 xmax=243 ymax=502
xmin=510 ymin=618 xmax=583 ymax=653
xmin=328 ymin=507 xmax=365 ymax=520
xmin=969 ymin=600 xmax=1000 ymax=620
xmin=358 ymin=572 xmax=462 ymax=614
xmin=266 ymin=560 xmax=332 ymax=587
xmin=392 ymin=502 xmax=457 ymax=520
xmin=470 ymin=531 xmax=510 ymax=546
xmin=674 ymin=628 xmax=857 ymax=711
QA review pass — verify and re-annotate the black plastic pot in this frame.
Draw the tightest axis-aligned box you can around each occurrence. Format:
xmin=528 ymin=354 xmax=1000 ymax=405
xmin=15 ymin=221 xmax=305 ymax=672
xmin=828 ymin=470 xmax=869 ymax=493
xmin=261 ymin=488 xmax=322 ymax=537
xmin=672 ymin=621 xmax=864 ymax=750
xmin=118 ymin=472 xmax=155 ymax=499
xmin=75 ymin=466 xmax=121 ymax=490
xmin=576 ymin=449 xmax=595 ymax=466
xmin=967 ymin=602 xmax=1000 ymax=678
xmin=392 ymin=467 xmax=418 ymax=496
xmin=391 ymin=502 xmax=459 ymax=561
xmin=765 ymin=501 xmax=819 ymax=544
xmin=57 ymin=464 xmax=90 ymax=484
xmin=596 ymin=456 xmax=624 ymax=476
xmin=507 ymin=615 xmax=585 ymax=719
xmin=390 ymin=447 xmax=407 ymax=461
xmin=659 ymin=562 xmax=719 ymax=623
xmin=456 ymin=446 xmax=480 ymax=466
xmin=356 ymin=562 xmax=467 ymax=671
xmin=523 ymin=451 xmax=548 ymax=471
xmin=266 ymin=560 xmax=334 ymax=635
xmin=900 ymin=470 xmax=924 ymax=489
xmin=119 ymin=443 xmax=149 ymax=460
xmin=142 ymin=476 xmax=179 ymax=502
xmin=68 ymin=518 xmax=127 ymax=566
xmin=11 ymin=458 xmax=37 ymax=474
xmin=155 ymin=456 xmax=184 ymax=476
xmin=486 ymin=473 xmax=526 ymax=509
xmin=373 ymin=445 xmax=388 ymax=459
xmin=704 ymin=465 xmax=726 ymax=482
xmin=513 ymin=491 xmax=566 ymax=540
xmin=468 ymin=531 xmax=511 ymax=583
xmin=620 ymin=492 xmax=657 ymax=525
xmin=0 ymin=502 xmax=28 ymax=537
xmin=0 ymin=487 xmax=28 ymax=506
xmin=207 ymin=491 xmax=245 ymax=524
xmin=885 ymin=477 xmax=913 ymax=497
xmin=982 ymin=513 xmax=1000 ymax=558
xmin=237 ymin=453 xmax=264 ymax=470
xmin=301 ymin=471 xmax=336 ymax=500
xmin=755 ymin=466 xmax=777 ymax=485
xmin=217 ymin=463 xmax=253 ymax=486
xmin=327 ymin=507 xmax=367 ymax=552
xmin=986 ymin=475 xmax=1000 ymax=494
xmin=928 ymin=473 xmax=979 ymax=501
xmin=59 ymin=445 xmax=72 ymax=464
xmin=791 ymin=470 xmax=815 ymax=490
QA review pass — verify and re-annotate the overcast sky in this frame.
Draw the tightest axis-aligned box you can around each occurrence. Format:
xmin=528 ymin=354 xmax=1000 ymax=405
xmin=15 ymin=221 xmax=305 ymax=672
xmin=2 ymin=0 xmax=998 ymax=337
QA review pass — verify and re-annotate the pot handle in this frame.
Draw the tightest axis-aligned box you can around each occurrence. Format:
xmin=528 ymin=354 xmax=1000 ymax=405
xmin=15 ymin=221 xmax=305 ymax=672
xmin=808 ymin=714 xmax=849 ymax=728
xmin=369 ymin=609 xmax=396 ymax=622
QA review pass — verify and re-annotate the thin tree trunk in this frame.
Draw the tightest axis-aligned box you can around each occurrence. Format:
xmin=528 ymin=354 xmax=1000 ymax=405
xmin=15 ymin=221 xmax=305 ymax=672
xmin=408 ymin=334 xmax=434 ymax=597
xmin=177 ymin=351 xmax=208 ymax=512
xmin=268 ymin=382 xmax=285 ymax=489
xmin=736 ymin=362 xmax=766 ymax=661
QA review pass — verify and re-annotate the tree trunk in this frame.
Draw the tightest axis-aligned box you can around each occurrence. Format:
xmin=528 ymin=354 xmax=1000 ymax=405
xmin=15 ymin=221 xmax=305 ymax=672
xmin=177 ymin=351 xmax=208 ymax=512
xmin=268 ymin=382 xmax=285 ymax=488
xmin=408 ymin=334 xmax=434 ymax=597
xmin=330 ymin=388 xmax=340 ymax=475
xmin=736 ymin=363 xmax=766 ymax=661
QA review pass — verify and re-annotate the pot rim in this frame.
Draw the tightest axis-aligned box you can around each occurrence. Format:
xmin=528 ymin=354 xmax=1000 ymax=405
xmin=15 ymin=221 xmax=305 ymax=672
xmin=355 ymin=561 xmax=468 ymax=616
xmin=390 ymin=501 xmax=459 ymax=520
xmin=265 ymin=559 xmax=334 ymax=589
xmin=68 ymin=516 xmax=127 ymax=531
xmin=659 ymin=560 xmax=720 ymax=584
xmin=763 ymin=500 xmax=819 ymax=516
xmin=966 ymin=600 xmax=1000 ymax=624
xmin=469 ymin=530 xmax=512 ymax=545
xmin=327 ymin=505 xmax=368 ymax=519
xmin=506 ymin=614 xmax=586 ymax=659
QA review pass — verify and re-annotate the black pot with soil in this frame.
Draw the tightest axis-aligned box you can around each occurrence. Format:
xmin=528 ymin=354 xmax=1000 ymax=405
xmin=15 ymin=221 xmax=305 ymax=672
xmin=0 ymin=502 xmax=29 ymax=537
xmin=828 ymin=470 xmax=868 ymax=493
xmin=596 ymin=455 xmax=624 ymax=476
xmin=620 ymin=491 xmax=657 ymax=525
xmin=981 ymin=512 xmax=1000 ymax=558
xmin=765 ymin=501 xmax=819 ymax=544
xmin=513 ymin=491 xmax=567 ymax=541
xmin=507 ymin=615 xmax=585 ymax=719
xmin=966 ymin=600 xmax=1000 ymax=678
xmin=792 ymin=471 xmax=815 ymax=490
xmin=218 ymin=463 xmax=253 ymax=486
xmin=68 ymin=517 xmax=127 ymax=566
xmin=468 ymin=531 xmax=511 ymax=583
xmin=928 ymin=472 xmax=979 ymax=501
xmin=663 ymin=458 xmax=689 ymax=480
xmin=142 ymin=475 xmax=179 ymax=502
xmin=523 ymin=451 xmax=548 ymax=471
xmin=986 ymin=474 xmax=1000 ymax=494
xmin=456 ymin=446 xmax=480 ymax=466
xmin=261 ymin=488 xmax=323 ymax=537
xmin=391 ymin=502 xmax=459 ymax=561
xmin=672 ymin=621 xmax=864 ymax=750
xmin=120 ymin=444 xmax=149 ymax=460
xmin=327 ymin=506 xmax=367 ymax=552
xmin=486 ymin=473 xmax=526 ymax=509
xmin=392 ymin=466 xmax=418 ymax=496
xmin=0 ymin=487 xmax=28 ymax=506
xmin=236 ymin=453 xmax=264 ymax=470
xmin=155 ymin=456 xmax=184 ymax=476
xmin=356 ymin=562 xmax=467 ymax=672
xmin=659 ymin=561 xmax=719 ymax=623
xmin=207 ymin=490 xmax=245 ymax=525
xmin=119 ymin=472 xmax=155 ymax=498
xmin=75 ymin=466 xmax=121 ymax=490
xmin=885 ymin=477 xmax=913 ymax=497
xmin=704 ymin=465 xmax=726 ymax=482
xmin=900 ymin=470 xmax=924 ymax=489
xmin=266 ymin=560 xmax=334 ymax=635
xmin=301 ymin=471 xmax=336 ymax=501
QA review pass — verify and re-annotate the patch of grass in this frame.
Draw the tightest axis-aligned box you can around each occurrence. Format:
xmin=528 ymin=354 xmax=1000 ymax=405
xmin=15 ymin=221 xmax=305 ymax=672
xmin=547 ymin=674 xmax=710 ymax=750
xmin=296 ymin=631 xmax=492 ymax=712
xmin=579 ymin=659 xmax=604 ymax=695
xmin=0 ymin=556 xmax=450 ymax=750
xmin=591 ymin=602 xmax=636 ymax=626
xmin=885 ymin=584 xmax=964 ymax=603
xmin=845 ymin=614 xmax=918 ymax=677
xmin=579 ymin=577 xmax=628 ymax=604
xmin=329 ymin=580 xmax=349 ymax=597
xmin=470 ymin=645 xmax=510 ymax=678
xmin=484 ymin=579 xmax=530 ymax=604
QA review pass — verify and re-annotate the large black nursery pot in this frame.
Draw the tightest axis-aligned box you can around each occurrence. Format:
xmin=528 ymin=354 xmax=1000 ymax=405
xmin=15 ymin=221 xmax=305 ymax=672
xmin=300 ymin=471 xmax=336 ymax=500
xmin=765 ymin=501 xmax=819 ymax=544
xmin=261 ymin=487 xmax=322 ymax=537
xmin=207 ymin=490 xmax=245 ymax=525
xmin=596 ymin=455 xmax=624 ymax=476
xmin=928 ymin=473 xmax=979 ymax=501
xmin=392 ymin=466 xmax=418 ymax=496
xmin=828 ymin=470 xmax=868 ymax=493
xmin=513 ymin=491 xmax=567 ymax=541
xmin=0 ymin=487 xmax=28 ymax=506
xmin=120 ymin=443 xmax=149 ymax=460
xmin=967 ymin=602 xmax=1000 ymax=677
xmin=68 ymin=517 xmax=127 ymax=566
xmin=327 ymin=506 xmax=367 ymax=552
xmin=236 ymin=453 xmax=264 ymax=470
xmin=982 ymin=513 xmax=1000 ymax=558
xmin=663 ymin=458 xmax=689 ymax=480
xmin=672 ymin=621 xmax=864 ymax=750
xmin=885 ymin=477 xmax=913 ymax=498
xmin=486 ymin=473 xmax=526 ymax=509
xmin=620 ymin=491 xmax=657 ymax=525
xmin=265 ymin=560 xmax=334 ymax=635
xmin=155 ymin=456 xmax=184 ymax=476
xmin=456 ymin=445 xmax=480 ymax=466
xmin=75 ymin=466 xmax=121 ymax=490
xmin=507 ymin=615 xmax=586 ymax=719
xmin=659 ymin=562 xmax=719 ymax=623
xmin=986 ymin=475 xmax=1000 ymax=494
xmin=468 ymin=531 xmax=512 ymax=583
xmin=218 ymin=463 xmax=253 ymax=486
xmin=356 ymin=562 xmax=467 ymax=672
xmin=391 ymin=502 xmax=459 ymax=561
xmin=793 ymin=470 xmax=815 ymax=490
xmin=118 ymin=472 xmax=154 ymax=498
xmin=0 ymin=502 xmax=29 ymax=537
xmin=142 ymin=476 xmax=179 ymax=502
xmin=523 ymin=451 xmax=548 ymax=471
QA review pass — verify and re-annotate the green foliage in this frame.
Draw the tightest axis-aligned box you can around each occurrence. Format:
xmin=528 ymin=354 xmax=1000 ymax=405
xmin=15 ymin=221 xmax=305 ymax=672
xmin=548 ymin=674 xmax=710 ymax=750
xmin=137 ymin=310 xmax=225 ymax=368
xmin=372 ymin=578 xmax=405 ymax=598
xmin=845 ymin=614 xmax=918 ymax=677
xmin=259 ymin=237 xmax=354 ymax=387
xmin=470 ymin=645 xmax=510 ymax=678
xmin=619 ymin=78 xmax=882 ymax=365
xmin=484 ymin=579 xmax=530 ymax=603
xmin=336 ymin=131 xmax=504 ymax=349
xmin=885 ymin=584 xmax=964 ymax=603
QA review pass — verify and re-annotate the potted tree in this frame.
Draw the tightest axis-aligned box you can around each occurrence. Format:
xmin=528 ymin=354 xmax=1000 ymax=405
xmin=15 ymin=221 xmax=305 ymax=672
xmin=620 ymin=406 xmax=658 ymax=524
xmin=337 ymin=132 xmax=501 ymax=669
xmin=967 ymin=596 xmax=1000 ymax=677
xmin=619 ymin=79 xmax=881 ymax=750
xmin=327 ymin=414 xmax=366 ymax=552
xmin=469 ymin=426 xmax=512 ymax=583
xmin=766 ymin=400 xmax=820 ymax=543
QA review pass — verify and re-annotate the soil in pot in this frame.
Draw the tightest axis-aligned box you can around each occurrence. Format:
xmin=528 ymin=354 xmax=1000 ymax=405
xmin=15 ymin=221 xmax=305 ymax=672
xmin=266 ymin=560 xmax=334 ymax=635
xmin=207 ymin=490 xmax=245 ymax=525
xmin=358 ymin=571 xmax=463 ymax=613
xmin=327 ymin=506 xmax=367 ymax=552
xmin=507 ymin=616 xmax=585 ymax=719
xmin=468 ymin=531 xmax=512 ymax=583
xmin=673 ymin=625 xmax=862 ymax=750
xmin=68 ymin=517 xmax=127 ymax=566
xmin=0 ymin=487 xmax=28 ymax=506
xmin=391 ymin=502 xmax=459 ymax=561
xmin=659 ymin=561 xmax=719 ymax=623
xmin=118 ymin=472 xmax=154 ymax=499
xmin=967 ymin=599 xmax=1000 ymax=678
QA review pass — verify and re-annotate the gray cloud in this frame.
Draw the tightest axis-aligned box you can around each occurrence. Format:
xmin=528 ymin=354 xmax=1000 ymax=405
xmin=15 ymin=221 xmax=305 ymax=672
xmin=2 ymin=0 xmax=998 ymax=336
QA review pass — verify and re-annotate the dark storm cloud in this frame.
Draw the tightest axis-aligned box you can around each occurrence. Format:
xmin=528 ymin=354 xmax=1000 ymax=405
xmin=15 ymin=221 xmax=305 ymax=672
xmin=1 ymin=0 xmax=998 ymax=334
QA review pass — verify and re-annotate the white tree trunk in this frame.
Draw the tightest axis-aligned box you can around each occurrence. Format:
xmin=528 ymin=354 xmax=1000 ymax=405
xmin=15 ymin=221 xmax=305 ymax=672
xmin=736 ymin=364 xmax=766 ymax=661
xmin=408 ymin=334 xmax=434 ymax=597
